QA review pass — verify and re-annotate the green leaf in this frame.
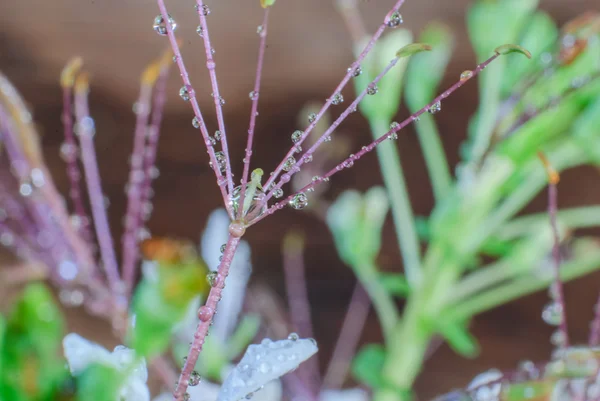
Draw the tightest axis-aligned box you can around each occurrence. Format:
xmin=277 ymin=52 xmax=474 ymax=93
xmin=493 ymin=44 xmax=532 ymax=59
xmin=226 ymin=314 xmax=261 ymax=360
xmin=503 ymin=381 xmax=553 ymax=401
xmin=437 ymin=320 xmax=479 ymax=358
xmin=351 ymin=344 xmax=386 ymax=388
xmin=379 ymin=273 xmax=410 ymax=297
xmin=76 ymin=364 xmax=123 ymax=401
xmin=573 ymin=96 xmax=600 ymax=165
xmin=326 ymin=187 xmax=389 ymax=266
xmin=501 ymin=11 xmax=558 ymax=96
xmin=404 ymin=22 xmax=455 ymax=201
xmin=395 ymin=43 xmax=432 ymax=59
xmin=260 ymin=0 xmax=275 ymax=7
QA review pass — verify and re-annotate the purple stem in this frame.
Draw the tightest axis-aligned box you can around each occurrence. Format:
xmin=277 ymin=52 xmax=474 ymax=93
xmin=250 ymin=53 xmax=499 ymax=226
xmin=156 ymin=0 xmax=234 ymax=217
xmin=282 ymin=232 xmax=320 ymax=391
xmin=194 ymin=0 xmax=234 ymax=196
xmin=61 ymin=87 xmax=94 ymax=243
xmin=73 ymin=83 xmax=121 ymax=295
xmin=237 ymin=8 xmax=271 ymax=221
xmin=254 ymin=56 xmax=401 ymax=215
xmin=263 ymin=0 xmax=407 ymax=190
xmin=173 ymin=233 xmax=242 ymax=401
xmin=548 ymin=183 xmax=569 ymax=348
xmin=322 ymin=283 xmax=370 ymax=390
xmin=121 ymin=81 xmax=153 ymax=294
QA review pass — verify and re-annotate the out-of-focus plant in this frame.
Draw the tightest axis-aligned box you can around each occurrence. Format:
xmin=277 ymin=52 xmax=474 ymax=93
xmin=326 ymin=1 xmax=600 ymax=400
xmin=0 ymin=0 xmax=598 ymax=401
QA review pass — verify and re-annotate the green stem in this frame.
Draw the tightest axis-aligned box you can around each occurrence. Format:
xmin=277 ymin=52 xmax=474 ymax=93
xmin=498 ymin=206 xmax=600 ymax=240
xmin=445 ymin=250 xmax=600 ymax=322
xmin=354 ymin=261 xmax=399 ymax=343
xmin=369 ymin=118 xmax=422 ymax=286
xmin=413 ymin=113 xmax=452 ymax=201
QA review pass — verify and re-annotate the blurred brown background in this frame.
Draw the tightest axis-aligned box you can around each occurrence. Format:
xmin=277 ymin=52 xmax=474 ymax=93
xmin=1 ymin=0 xmax=600 ymax=399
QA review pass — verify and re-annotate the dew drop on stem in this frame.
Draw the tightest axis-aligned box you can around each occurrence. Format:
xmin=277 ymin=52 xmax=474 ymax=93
xmin=542 ymin=301 xmax=563 ymax=326
xmin=189 ymin=371 xmax=202 ymax=386
xmin=153 ymin=14 xmax=177 ymax=36
xmin=283 ymin=156 xmax=296 ymax=172
xmin=366 ymin=84 xmax=378 ymax=95
xmin=289 ymin=193 xmax=308 ymax=210
xmin=428 ymin=101 xmax=442 ymax=114
xmin=179 ymin=86 xmax=191 ymax=101
xmin=386 ymin=12 xmax=403 ymax=28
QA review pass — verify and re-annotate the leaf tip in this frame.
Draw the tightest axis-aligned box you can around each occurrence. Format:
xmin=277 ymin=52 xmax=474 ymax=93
xmin=493 ymin=44 xmax=532 ymax=59
xmin=396 ymin=43 xmax=433 ymax=59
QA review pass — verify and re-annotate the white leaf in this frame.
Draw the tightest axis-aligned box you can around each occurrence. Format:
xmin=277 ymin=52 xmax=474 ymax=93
xmin=217 ymin=336 xmax=318 ymax=401
xmin=63 ymin=333 xmax=113 ymax=375
xmin=319 ymin=389 xmax=369 ymax=401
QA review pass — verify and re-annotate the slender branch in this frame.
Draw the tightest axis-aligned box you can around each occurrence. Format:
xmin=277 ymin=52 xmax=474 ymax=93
xmin=237 ymin=9 xmax=271 ymax=221
xmin=173 ymin=231 xmax=242 ymax=401
xmin=322 ymin=283 xmax=370 ymax=390
xmin=73 ymin=75 xmax=121 ymax=296
xmin=122 ymin=53 xmax=171 ymax=294
xmin=282 ymin=231 xmax=320 ymax=392
xmin=155 ymin=0 xmax=234 ymax=217
xmin=60 ymin=58 xmax=94 ymax=244
xmin=251 ymin=56 xmax=402 ymax=220
xmin=194 ymin=0 xmax=234 ymax=195
xmin=250 ymin=53 xmax=500 ymax=226
xmin=263 ymin=0 xmax=407 ymax=190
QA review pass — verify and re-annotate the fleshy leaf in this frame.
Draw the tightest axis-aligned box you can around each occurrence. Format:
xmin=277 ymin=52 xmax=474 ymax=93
xmin=217 ymin=336 xmax=317 ymax=401
xmin=438 ymin=320 xmax=479 ymax=358
xmin=395 ymin=43 xmax=432 ymax=58
xmin=75 ymin=364 xmax=125 ymax=401
xmin=493 ymin=44 xmax=532 ymax=58
xmin=379 ymin=273 xmax=410 ymax=297
xmin=351 ymin=344 xmax=386 ymax=388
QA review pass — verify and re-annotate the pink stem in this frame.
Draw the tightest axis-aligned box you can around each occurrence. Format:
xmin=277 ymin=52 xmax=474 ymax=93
xmin=194 ymin=0 xmax=234 ymax=196
xmin=237 ymin=9 xmax=271 ymax=220
xmin=322 ymin=283 xmax=370 ymax=390
xmin=263 ymin=0 xmax=407 ymax=190
xmin=254 ymin=57 xmax=400 ymax=215
xmin=250 ymin=53 xmax=499 ymax=226
xmin=61 ymin=87 xmax=94 ymax=243
xmin=282 ymin=232 xmax=320 ymax=391
xmin=74 ymin=87 xmax=121 ymax=296
xmin=173 ymin=233 xmax=242 ymax=401
xmin=121 ymin=82 xmax=153 ymax=293
xmin=155 ymin=0 xmax=234 ymax=217
xmin=548 ymin=183 xmax=569 ymax=348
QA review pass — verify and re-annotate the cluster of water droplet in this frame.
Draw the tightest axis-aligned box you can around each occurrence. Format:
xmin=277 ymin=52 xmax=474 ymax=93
xmin=228 ymin=185 xmax=267 ymax=218
xmin=153 ymin=14 xmax=177 ymax=36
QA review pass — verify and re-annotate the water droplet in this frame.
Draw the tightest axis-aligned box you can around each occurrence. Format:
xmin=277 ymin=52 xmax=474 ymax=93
xmin=312 ymin=176 xmax=321 ymax=183
xmin=192 ymin=116 xmax=200 ymax=129
xmin=257 ymin=25 xmax=264 ymax=35
xmin=343 ymin=155 xmax=354 ymax=168
xmin=303 ymin=154 xmax=313 ymax=163
xmin=324 ymin=135 xmax=332 ymax=142
xmin=31 ymin=168 xmax=45 ymax=188
xmin=289 ymin=193 xmax=308 ymax=210
xmin=550 ymin=330 xmax=566 ymax=347
xmin=542 ymin=301 xmax=563 ymax=326
xmin=19 ymin=182 xmax=33 ymax=197
xmin=258 ymin=362 xmax=271 ymax=373
xmin=220 ymin=244 xmax=226 ymax=253
xmin=189 ymin=371 xmax=201 ymax=386
xmin=428 ymin=101 xmax=441 ymax=114
xmin=59 ymin=289 xmax=85 ymax=307
xmin=172 ymin=55 xmax=179 ymax=63
xmin=153 ymin=14 xmax=177 ymax=36
xmin=366 ymin=84 xmax=378 ymax=95
xmin=197 ymin=306 xmax=213 ymax=322
xmin=196 ymin=25 xmax=204 ymax=37
xmin=60 ymin=142 xmax=78 ymax=162
xmin=460 ymin=70 xmax=474 ymax=81
xmin=210 ymin=48 xmax=216 ymax=55
xmin=386 ymin=12 xmax=403 ymax=28
xmin=179 ymin=85 xmax=191 ymax=101
xmin=183 ymin=393 xmax=191 ymax=401
xmin=283 ymin=156 xmax=296 ymax=172
xmin=291 ymin=130 xmax=303 ymax=144
xmin=199 ymin=4 xmax=210 ymax=16
xmin=347 ymin=66 xmax=362 ymax=78
xmin=218 ymin=96 xmax=225 ymax=105
xmin=273 ymin=188 xmax=284 ymax=198
xmin=288 ymin=332 xmax=299 ymax=341
xmin=210 ymin=151 xmax=227 ymax=173
xmin=331 ymin=93 xmax=344 ymax=105
xmin=249 ymin=91 xmax=259 ymax=100
xmin=308 ymin=113 xmax=317 ymax=124
xmin=206 ymin=272 xmax=218 ymax=287
xmin=228 ymin=185 xmax=267 ymax=217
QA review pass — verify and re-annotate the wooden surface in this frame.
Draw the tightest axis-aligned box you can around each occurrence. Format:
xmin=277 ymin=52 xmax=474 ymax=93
xmin=1 ymin=0 xmax=600 ymax=399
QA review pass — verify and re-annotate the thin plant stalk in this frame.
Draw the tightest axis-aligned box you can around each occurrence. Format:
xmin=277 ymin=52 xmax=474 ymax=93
xmin=194 ymin=0 xmax=234 ymax=196
xmin=369 ymin=118 xmax=422 ymax=285
xmin=73 ymin=75 xmax=121 ymax=297
xmin=173 ymin=233 xmax=242 ymax=401
xmin=322 ymin=283 xmax=370 ymax=390
xmin=156 ymin=0 xmax=234 ymax=217
xmin=282 ymin=231 xmax=320 ymax=392
xmin=262 ymin=0 xmax=407 ymax=190
xmin=122 ymin=54 xmax=171 ymax=294
xmin=250 ymin=53 xmax=500 ymax=227
xmin=237 ymin=8 xmax=271 ymax=221
xmin=60 ymin=58 xmax=94 ymax=243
